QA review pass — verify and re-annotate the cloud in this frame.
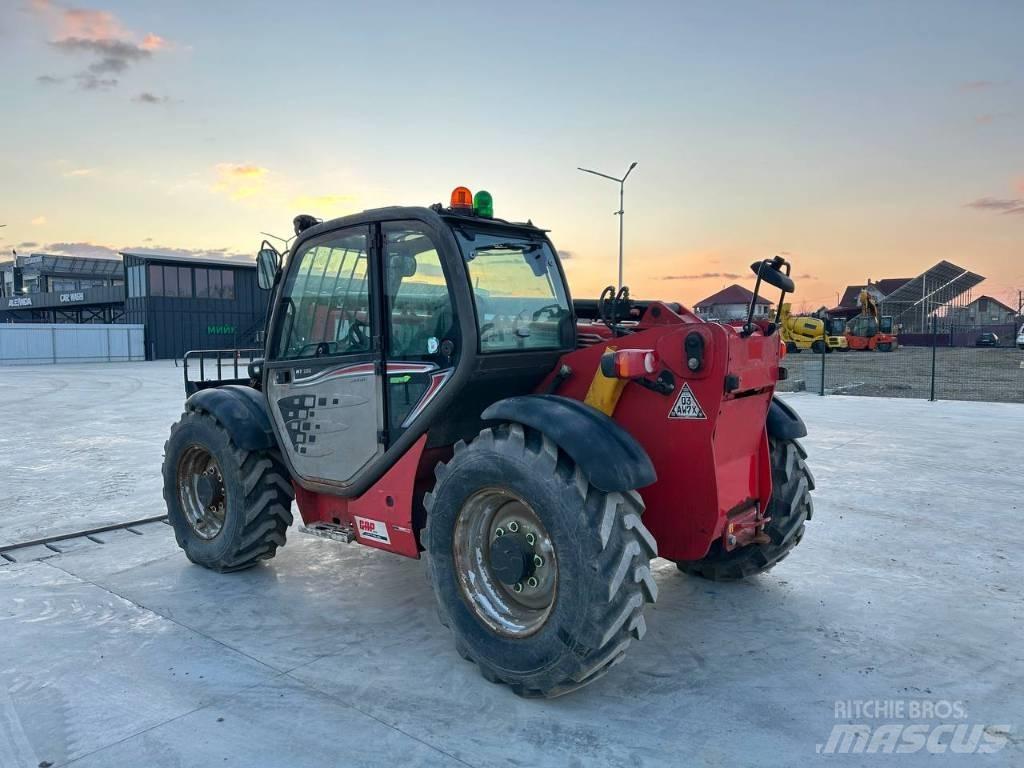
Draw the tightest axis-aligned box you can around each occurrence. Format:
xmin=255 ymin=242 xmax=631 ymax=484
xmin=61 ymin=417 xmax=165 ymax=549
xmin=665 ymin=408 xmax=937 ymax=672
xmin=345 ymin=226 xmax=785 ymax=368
xmin=18 ymin=242 xmax=39 ymax=249
xmin=133 ymin=91 xmax=169 ymax=104
xmin=64 ymin=168 xmax=95 ymax=177
xmin=75 ymin=73 xmax=118 ymax=90
xmin=966 ymin=197 xmax=1024 ymax=215
xmin=41 ymin=241 xmax=120 ymax=259
xmin=40 ymin=241 xmax=252 ymax=261
xmin=213 ymin=163 xmax=270 ymax=200
xmin=796 ymin=273 xmax=817 ymax=280
xmin=30 ymin=3 xmax=171 ymax=91
xmin=974 ymin=113 xmax=1012 ymax=125
xmin=1017 ymin=178 xmax=1024 ymax=196
xmin=290 ymin=193 xmax=356 ymax=211
xmin=557 ymin=250 xmax=575 ymax=260
xmin=31 ymin=215 xmax=47 ymax=225
xmin=662 ymin=272 xmax=741 ymax=280
xmin=960 ymin=80 xmax=1002 ymax=91
xmin=140 ymin=33 xmax=167 ymax=51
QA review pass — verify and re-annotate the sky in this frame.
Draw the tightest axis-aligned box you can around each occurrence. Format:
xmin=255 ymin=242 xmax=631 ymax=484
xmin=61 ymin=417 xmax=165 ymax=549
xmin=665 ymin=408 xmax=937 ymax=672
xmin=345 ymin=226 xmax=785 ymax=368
xmin=1 ymin=0 xmax=1021 ymax=310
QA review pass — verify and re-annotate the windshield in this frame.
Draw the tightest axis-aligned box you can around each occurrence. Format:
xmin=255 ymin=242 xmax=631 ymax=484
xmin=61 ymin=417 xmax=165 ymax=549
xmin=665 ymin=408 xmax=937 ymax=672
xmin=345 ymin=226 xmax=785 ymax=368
xmin=455 ymin=229 xmax=572 ymax=353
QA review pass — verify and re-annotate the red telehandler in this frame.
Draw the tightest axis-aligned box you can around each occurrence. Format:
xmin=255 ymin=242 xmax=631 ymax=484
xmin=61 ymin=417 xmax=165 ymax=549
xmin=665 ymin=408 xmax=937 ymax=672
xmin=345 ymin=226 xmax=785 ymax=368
xmin=163 ymin=187 xmax=814 ymax=697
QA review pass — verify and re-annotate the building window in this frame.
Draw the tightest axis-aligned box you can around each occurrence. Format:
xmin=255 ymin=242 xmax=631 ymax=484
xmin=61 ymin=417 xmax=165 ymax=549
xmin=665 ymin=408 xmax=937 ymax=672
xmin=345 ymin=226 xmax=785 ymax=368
xmin=149 ymin=264 xmax=164 ymax=295
xmin=194 ymin=268 xmax=235 ymax=300
xmin=178 ymin=266 xmax=192 ymax=297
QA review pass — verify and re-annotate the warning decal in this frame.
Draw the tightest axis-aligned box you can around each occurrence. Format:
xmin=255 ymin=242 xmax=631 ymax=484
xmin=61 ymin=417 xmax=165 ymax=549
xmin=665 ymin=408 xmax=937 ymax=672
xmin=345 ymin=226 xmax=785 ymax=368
xmin=668 ymin=382 xmax=707 ymax=420
xmin=354 ymin=516 xmax=391 ymax=544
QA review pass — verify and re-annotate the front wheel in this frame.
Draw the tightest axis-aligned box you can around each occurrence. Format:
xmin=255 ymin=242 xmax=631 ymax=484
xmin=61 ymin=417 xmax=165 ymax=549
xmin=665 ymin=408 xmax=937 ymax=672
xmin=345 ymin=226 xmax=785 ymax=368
xmin=163 ymin=410 xmax=295 ymax=572
xmin=877 ymin=342 xmax=893 ymax=352
xmin=424 ymin=424 xmax=657 ymax=697
xmin=675 ymin=438 xmax=814 ymax=581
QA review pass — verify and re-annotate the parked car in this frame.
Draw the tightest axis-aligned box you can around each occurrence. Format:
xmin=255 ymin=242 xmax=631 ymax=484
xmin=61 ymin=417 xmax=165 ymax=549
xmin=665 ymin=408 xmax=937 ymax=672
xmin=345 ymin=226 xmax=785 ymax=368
xmin=1017 ymin=324 xmax=1024 ymax=350
xmin=975 ymin=332 xmax=999 ymax=347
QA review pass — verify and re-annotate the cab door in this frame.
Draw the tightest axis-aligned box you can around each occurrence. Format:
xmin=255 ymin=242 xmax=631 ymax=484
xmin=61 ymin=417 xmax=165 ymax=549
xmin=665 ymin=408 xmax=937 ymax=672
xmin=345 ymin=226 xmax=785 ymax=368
xmin=264 ymin=224 xmax=384 ymax=487
xmin=381 ymin=221 xmax=460 ymax=443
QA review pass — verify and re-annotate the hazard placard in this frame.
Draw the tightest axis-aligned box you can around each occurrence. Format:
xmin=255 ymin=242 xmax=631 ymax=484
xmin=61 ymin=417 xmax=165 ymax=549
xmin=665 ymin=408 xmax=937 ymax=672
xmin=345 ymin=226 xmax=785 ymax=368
xmin=668 ymin=382 xmax=707 ymax=420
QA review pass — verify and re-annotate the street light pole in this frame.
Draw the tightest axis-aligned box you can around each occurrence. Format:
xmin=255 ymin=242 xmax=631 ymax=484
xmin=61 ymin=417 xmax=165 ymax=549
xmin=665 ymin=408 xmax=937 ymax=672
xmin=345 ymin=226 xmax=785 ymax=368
xmin=578 ymin=162 xmax=637 ymax=292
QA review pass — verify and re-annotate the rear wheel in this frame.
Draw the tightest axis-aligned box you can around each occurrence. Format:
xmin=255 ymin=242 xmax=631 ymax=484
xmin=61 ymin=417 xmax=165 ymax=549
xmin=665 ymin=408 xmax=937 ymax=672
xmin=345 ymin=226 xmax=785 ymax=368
xmin=675 ymin=438 xmax=813 ymax=581
xmin=785 ymin=341 xmax=799 ymax=354
xmin=424 ymin=424 xmax=657 ymax=697
xmin=811 ymin=340 xmax=826 ymax=354
xmin=877 ymin=342 xmax=893 ymax=352
xmin=163 ymin=410 xmax=294 ymax=572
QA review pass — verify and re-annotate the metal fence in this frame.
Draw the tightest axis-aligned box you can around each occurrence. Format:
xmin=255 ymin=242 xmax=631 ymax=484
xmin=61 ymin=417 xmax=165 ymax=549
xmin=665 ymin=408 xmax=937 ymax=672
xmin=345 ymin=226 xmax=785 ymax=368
xmin=0 ymin=323 xmax=145 ymax=366
xmin=780 ymin=317 xmax=1024 ymax=403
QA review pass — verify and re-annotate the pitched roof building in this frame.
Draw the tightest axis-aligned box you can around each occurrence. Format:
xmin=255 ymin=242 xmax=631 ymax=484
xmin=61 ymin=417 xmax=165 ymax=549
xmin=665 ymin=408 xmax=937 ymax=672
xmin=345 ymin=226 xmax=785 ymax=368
xmin=694 ymin=284 xmax=772 ymax=320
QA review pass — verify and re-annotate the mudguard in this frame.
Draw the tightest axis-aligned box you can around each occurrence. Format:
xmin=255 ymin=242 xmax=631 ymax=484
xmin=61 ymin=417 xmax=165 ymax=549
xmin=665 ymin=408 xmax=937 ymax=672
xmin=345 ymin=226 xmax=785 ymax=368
xmin=766 ymin=396 xmax=807 ymax=440
xmin=185 ymin=385 xmax=277 ymax=452
xmin=481 ymin=394 xmax=656 ymax=493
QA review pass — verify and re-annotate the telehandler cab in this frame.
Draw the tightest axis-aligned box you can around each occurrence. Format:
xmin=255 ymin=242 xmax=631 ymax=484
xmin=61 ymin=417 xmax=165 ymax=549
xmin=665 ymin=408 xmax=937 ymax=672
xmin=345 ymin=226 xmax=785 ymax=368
xmin=163 ymin=186 xmax=814 ymax=697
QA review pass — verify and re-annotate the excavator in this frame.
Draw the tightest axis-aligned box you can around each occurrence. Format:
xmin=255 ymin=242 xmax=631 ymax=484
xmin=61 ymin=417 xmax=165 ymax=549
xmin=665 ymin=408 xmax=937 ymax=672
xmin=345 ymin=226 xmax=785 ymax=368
xmin=778 ymin=303 xmax=848 ymax=353
xmin=845 ymin=289 xmax=897 ymax=351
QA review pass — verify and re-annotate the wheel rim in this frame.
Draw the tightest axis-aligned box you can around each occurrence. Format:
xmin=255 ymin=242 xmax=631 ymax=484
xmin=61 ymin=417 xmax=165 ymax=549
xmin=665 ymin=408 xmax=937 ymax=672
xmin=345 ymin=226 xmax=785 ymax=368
xmin=452 ymin=487 xmax=558 ymax=638
xmin=176 ymin=445 xmax=227 ymax=540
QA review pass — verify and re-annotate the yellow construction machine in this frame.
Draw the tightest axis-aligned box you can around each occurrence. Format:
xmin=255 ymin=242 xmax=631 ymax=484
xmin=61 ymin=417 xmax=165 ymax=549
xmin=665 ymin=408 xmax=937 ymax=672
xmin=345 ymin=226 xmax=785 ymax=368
xmin=778 ymin=303 xmax=848 ymax=353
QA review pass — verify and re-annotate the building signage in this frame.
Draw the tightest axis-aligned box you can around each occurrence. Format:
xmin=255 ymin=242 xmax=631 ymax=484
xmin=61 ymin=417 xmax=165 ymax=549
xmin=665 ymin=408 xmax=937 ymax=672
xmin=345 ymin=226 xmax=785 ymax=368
xmin=6 ymin=297 xmax=33 ymax=308
xmin=59 ymin=292 xmax=86 ymax=303
xmin=207 ymin=324 xmax=236 ymax=335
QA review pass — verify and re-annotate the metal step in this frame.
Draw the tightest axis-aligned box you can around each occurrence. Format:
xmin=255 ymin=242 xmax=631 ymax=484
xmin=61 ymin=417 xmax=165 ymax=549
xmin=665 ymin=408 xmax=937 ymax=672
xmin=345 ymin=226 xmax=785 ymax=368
xmin=299 ymin=522 xmax=356 ymax=544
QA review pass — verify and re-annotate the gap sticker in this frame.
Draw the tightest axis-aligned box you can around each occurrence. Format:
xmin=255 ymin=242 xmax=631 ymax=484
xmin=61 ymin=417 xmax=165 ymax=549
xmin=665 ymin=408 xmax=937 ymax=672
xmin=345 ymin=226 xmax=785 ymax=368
xmin=668 ymin=382 xmax=707 ymax=420
xmin=354 ymin=516 xmax=391 ymax=544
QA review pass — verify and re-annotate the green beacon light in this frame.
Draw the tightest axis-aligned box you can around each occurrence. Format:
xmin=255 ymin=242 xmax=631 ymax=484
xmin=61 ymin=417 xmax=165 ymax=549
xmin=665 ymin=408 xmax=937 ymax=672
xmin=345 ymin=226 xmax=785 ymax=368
xmin=473 ymin=190 xmax=493 ymax=218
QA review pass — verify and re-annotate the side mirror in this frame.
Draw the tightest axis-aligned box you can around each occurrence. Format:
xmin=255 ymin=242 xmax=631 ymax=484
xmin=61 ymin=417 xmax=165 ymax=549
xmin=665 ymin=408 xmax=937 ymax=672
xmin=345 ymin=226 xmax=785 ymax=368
xmin=749 ymin=259 xmax=795 ymax=293
xmin=391 ymin=254 xmax=417 ymax=279
xmin=257 ymin=243 xmax=281 ymax=290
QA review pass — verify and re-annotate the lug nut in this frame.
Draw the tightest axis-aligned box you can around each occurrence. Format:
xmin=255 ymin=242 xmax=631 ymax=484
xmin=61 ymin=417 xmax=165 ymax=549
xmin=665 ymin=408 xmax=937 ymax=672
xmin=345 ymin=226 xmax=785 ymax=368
xmin=727 ymin=534 xmax=737 ymax=547
xmin=513 ymin=582 xmax=523 ymax=593
xmin=508 ymin=521 xmax=519 ymax=533
xmin=525 ymin=532 xmax=536 ymax=545
xmin=494 ymin=527 xmax=505 ymax=537
xmin=527 ymin=576 xmax=539 ymax=588
xmin=533 ymin=554 xmax=544 ymax=568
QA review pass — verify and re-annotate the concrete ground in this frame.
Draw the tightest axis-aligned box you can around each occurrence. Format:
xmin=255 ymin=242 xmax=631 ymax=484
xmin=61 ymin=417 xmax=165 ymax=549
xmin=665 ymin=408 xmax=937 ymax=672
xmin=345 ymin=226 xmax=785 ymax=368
xmin=0 ymin=361 xmax=1021 ymax=767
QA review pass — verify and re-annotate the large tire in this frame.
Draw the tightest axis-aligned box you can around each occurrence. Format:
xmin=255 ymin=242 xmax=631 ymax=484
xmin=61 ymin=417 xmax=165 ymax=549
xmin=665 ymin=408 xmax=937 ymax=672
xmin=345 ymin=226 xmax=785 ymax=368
xmin=877 ymin=342 xmax=893 ymax=352
xmin=675 ymin=438 xmax=813 ymax=581
xmin=162 ymin=409 xmax=294 ymax=572
xmin=811 ymin=340 xmax=826 ymax=354
xmin=424 ymin=423 xmax=657 ymax=697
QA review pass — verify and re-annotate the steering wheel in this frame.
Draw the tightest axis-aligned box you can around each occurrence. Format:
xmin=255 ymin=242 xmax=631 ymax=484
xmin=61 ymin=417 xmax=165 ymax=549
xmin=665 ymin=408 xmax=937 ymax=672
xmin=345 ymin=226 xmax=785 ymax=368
xmin=346 ymin=319 xmax=368 ymax=351
xmin=531 ymin=303 xmax=563 ymax=321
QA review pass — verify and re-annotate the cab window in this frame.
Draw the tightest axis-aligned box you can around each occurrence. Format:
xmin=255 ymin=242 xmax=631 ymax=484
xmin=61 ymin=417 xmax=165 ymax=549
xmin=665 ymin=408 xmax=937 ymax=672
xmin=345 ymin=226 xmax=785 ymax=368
xmin=384 ymin=223 xmax=456 ymax=360
xmin=456 ymin=231 xmax=571 ymax=353
xmin=273 ymin=227 xmax=371 ymax=360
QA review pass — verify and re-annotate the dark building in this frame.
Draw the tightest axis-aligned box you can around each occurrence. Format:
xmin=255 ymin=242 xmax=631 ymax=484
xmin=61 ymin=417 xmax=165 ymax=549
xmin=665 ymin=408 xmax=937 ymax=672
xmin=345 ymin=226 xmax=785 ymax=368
xmin=0 ymin=253 xmax=126 ymax=323
xmin=122 ymin=251 xmax=267 ymax=359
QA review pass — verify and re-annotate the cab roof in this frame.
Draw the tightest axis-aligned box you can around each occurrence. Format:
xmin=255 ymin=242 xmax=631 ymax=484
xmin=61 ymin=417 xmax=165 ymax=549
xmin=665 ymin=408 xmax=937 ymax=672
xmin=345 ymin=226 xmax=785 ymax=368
xmin=294 ymin=204 xmax=547 ymax=247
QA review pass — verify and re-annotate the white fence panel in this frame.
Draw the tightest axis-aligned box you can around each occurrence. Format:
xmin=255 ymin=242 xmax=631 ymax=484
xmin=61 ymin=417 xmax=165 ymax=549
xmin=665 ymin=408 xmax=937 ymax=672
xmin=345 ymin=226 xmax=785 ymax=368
xmin=0 ymin=324 xmax=145 ymax=366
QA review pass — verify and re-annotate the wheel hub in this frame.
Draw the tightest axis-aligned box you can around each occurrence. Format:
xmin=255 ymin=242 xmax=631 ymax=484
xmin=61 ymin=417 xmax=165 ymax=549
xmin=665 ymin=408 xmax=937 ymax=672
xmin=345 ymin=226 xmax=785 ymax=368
xmin=489 ymin=533 xmax=536 ymax=586
xmin=176 ymin=446 xmax=227 ymax=541
xmin=195 ymin=471 xmax=223 ymax=508
xmin=452 ymin=488 xmax=558 ymax=638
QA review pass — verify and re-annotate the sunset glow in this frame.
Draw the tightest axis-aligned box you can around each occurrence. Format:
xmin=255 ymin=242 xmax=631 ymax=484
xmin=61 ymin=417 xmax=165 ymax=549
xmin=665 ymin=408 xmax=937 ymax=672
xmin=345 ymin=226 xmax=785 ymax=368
xmin=1 ymin=1 xmax=1020 ymax=310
